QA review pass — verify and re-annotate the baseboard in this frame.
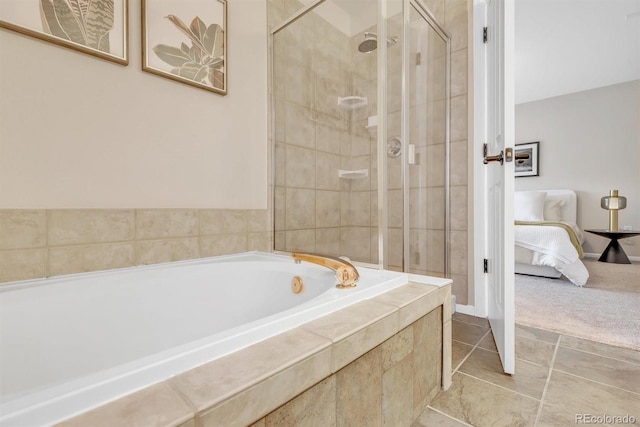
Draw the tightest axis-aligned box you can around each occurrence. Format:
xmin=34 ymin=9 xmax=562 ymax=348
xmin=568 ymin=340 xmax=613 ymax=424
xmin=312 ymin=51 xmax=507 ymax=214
xmin=455 ymin=304 xmax=476 ymax=316
xmin=584 ymin=252 xmax=640 ymax=262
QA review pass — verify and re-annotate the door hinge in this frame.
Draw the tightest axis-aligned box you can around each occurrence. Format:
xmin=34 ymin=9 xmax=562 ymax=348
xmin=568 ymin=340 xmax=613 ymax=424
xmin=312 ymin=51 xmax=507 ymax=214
xmin=483 ymin=27 xmax=488 ymax=43
xmin=416 ymin=52 xmax=421 ymax=65
xmin=483 ymin=258 xmax=489 ymax=273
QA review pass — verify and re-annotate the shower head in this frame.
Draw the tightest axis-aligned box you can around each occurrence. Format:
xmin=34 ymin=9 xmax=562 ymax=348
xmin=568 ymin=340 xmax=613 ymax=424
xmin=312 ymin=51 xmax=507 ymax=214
xmin=357 ymin=32 xmax=398 ymax=53
xmin=358 ymin=32 xmax=378 ymax=53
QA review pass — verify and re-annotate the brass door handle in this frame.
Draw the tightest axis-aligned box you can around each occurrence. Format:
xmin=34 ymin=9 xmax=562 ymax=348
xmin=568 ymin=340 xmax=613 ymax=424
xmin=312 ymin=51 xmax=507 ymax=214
xmin=483 ymin=151 xmax=504 ymax=165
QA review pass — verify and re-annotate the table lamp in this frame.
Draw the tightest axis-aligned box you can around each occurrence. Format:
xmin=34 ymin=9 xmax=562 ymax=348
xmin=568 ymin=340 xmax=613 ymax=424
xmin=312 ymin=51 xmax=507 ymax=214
xmin=600 ymin=190 xmax=627 ymax=231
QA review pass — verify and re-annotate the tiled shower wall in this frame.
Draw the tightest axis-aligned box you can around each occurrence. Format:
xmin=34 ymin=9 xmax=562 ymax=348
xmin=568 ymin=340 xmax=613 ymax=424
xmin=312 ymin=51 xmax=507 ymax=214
xmin=0 ymin=210 xmax=271 ymax=283
xmin=270 ymin=0 xmax=470 ymax=303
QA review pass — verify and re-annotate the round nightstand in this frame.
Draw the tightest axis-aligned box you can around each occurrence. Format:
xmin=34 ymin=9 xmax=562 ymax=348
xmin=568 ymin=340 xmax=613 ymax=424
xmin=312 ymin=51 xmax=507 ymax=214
xmin=585 ymin=229 xmax=640 ymax=264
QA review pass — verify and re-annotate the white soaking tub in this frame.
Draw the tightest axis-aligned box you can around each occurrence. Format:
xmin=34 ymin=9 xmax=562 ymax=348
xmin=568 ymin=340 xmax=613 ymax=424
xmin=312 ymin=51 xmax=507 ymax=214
xmin=0 ymin=252 xmax=410 ymax=426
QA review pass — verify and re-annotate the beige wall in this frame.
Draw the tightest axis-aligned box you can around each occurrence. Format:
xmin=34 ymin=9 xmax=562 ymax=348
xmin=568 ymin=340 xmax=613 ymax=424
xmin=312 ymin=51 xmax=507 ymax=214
xmin=515 ymin=80 xmax=640 ymax=257
xmin=0 ymin=0 xmax=268 ymax=209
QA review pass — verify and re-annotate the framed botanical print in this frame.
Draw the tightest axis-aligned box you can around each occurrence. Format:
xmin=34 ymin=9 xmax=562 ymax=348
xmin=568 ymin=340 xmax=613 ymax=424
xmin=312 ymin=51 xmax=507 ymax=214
xmin=142 ymin=0 xmax=227 ymax=95
xmin=0 ymin=0 xmax=129 ymax=65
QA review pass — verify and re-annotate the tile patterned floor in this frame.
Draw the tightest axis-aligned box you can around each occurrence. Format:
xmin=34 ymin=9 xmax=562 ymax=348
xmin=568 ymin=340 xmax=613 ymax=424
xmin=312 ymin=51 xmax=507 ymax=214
xmin=414 ymin=313 xmax=640 ymax=427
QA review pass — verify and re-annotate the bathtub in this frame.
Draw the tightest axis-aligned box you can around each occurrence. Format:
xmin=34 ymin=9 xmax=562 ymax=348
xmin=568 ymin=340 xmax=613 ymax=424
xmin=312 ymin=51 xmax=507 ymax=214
xmin=0 ymin=251 xmax=412 ymax=426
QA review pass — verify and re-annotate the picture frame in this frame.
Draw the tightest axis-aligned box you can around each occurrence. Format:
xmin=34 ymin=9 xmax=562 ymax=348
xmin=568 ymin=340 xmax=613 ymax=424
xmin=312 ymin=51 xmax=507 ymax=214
xmin=0 ymin=0 xmax=129 ymax=65
xmin=142 ymin=0 xmax=227 ymax=95
xmin=515 ymin=141 xmax=540 ymax=177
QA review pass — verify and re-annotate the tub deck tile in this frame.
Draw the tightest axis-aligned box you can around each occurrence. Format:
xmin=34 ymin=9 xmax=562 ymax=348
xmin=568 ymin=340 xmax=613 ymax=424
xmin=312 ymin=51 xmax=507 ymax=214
xmin=57 ymin=382 xmax=194 ymax=427
xmin=169 ymin=327 xmax=332 ymax=412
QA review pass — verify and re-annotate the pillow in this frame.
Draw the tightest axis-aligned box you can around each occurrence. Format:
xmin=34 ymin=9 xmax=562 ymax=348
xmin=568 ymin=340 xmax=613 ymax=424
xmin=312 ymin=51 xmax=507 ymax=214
xmin=543 ymin=198 xmax=567 ymax=222
xmin=514 ymin=191 xmax=546 ymax=221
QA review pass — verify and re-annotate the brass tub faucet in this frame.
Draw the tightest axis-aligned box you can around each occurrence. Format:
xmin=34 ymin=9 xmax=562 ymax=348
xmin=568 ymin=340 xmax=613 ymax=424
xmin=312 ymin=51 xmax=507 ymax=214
xmin=291 ymin=253 xmax=359 ymax=288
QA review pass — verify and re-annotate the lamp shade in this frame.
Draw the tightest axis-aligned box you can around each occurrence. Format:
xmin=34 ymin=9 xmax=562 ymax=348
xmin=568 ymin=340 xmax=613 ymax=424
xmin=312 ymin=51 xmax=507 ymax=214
xmin=601 ymin=190 xmax=627 ymax=210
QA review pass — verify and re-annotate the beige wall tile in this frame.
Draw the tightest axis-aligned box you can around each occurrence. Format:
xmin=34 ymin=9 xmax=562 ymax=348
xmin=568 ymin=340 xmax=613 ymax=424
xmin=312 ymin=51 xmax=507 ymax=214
xmin=0 ymin=210 xmax=46 ymax=250
xmin=285 ymin=60 xmax=313 ymax=108
xmin=449 ymin=231 xmax=468 ymax=275
xmin=450 ymin=49 xmax=468 ymax=98
xmin=316 ymin=152 xmax=341 ymax=191
xmin=248 ymin=210 xmax=270 ymax=233
xmin=265 ymin=376 xmax=336 ymax=426
xmin=316 ymin=191 xmax=341 ymax=228
xmin=445 ymin=0 xmax=469 ymax=52
xmin=0 ymin=249 xmax=47 ymax=282
xmin=136 ymin=210 xmax=199 ymax=239
xmin=285 ymin=229 xmax=315 ymax=253
xmin=49 ymin=243 xmax=135 ymax=276
xmin=285 ymin=102 xmax=315 ymax=149
xmin=48 ymin=210 xmax=134 ymax=246
xmin=200 ymin=234 xmax=248 ymax=258
xmin=450 ymin=140 xmax=468 ymax=187
xmin=450 ymin=95 xmax=468 ymax=143
xmin=381 ymin=325 xmax=414 ymax=371
xmin=137 ymin=238 xmax=200 ymax=265
xmin=248 ymin=232 xmax=272 ymax=252
xmin=316 ymin=228 xmax=341 ymax=255
xmin=413 ymin=309 xmax=443 ymax=410
xmin=451 ymin=274 xmax=468 ymax=306
xmin=286 ymin=188 xmax=316 ymax=230
xmin=58 ymin=382 xmax=194 ymax=427
xmin=200 ymin=210 xmax=247 ymax=235
xmin=350 ymin=191 xmax=372 ymax=227
xmin=336 ymin=348 xmax=383 ymax=427
xmin=286 ymin=145 xmax=316 ymax=189
xmin=340 ymin=227 xmax=371 ymax=263
xmin=382 ymin=353 xmax=414 ymax=427
xmin=450 ymin=186 xmax=468 ymax=231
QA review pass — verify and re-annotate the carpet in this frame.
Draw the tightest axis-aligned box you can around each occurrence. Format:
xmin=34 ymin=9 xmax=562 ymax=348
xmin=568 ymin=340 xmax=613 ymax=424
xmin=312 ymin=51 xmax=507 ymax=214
xmin=515 ymin=259 xmax=640 ymax=350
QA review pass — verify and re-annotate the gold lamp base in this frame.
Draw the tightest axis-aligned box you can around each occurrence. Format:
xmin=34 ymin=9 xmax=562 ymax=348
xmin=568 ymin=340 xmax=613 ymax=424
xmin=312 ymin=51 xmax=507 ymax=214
xmin=601 ymin=190 xmax=627 ymax=232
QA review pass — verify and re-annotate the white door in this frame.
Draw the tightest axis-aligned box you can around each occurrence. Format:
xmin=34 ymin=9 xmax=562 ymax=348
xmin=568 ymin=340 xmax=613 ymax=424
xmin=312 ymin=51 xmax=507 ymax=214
xmin=478 ymin=0 xmax=516 ymax=374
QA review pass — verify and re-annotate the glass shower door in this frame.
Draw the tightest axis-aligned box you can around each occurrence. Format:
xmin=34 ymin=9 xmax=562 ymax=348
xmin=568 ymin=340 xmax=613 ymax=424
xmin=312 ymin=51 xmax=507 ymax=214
xmin=405 ymin=3 xmax=449 ymax=277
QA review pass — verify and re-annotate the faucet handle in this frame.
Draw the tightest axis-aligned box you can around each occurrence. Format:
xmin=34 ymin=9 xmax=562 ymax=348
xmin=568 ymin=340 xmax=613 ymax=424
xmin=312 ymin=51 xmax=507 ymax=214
xmin=336 ymin=265 xmax=358 ymax=288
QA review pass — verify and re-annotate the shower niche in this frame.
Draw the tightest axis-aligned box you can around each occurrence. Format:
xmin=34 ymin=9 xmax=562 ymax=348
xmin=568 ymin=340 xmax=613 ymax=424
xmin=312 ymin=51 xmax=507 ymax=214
xmin=271 ymin=0 xmax=450 ymax=278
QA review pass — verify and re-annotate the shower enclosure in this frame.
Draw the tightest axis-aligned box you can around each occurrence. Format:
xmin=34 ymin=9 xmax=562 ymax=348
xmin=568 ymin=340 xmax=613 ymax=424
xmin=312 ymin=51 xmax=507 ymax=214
xmin=270 ymin=0 xmax=450 ymax=277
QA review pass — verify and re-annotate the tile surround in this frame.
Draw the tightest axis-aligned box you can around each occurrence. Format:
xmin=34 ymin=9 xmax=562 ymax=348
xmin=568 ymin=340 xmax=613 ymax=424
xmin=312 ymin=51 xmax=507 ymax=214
xmin=0 ymin=209 xmax=271 ymax=283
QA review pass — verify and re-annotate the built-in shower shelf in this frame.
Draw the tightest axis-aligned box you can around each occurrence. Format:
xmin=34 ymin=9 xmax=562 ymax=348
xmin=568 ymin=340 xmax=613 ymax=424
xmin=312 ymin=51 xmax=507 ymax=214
xmin=338 ymin=169 xmax=369 ymax=180
xmin=337 ymin=96 xmax=368 ymax=110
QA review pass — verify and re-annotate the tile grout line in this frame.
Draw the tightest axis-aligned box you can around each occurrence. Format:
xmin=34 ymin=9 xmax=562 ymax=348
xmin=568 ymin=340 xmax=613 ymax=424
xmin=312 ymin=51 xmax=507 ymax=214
xmin=456 ymin=371 xmax=541 ymax=402
xmin=556 ymin=342 xmax=640 ymax=367
xmin=534 ymin=335 xmax=561 ymax=426
xmin=425 ymin=405 xmax=474 ymax=427
xmin=470 ymin=344 xmax=554 ymax=370
xmin=552 ymin=368 xmax=640 ymax=397
xmin=453 ymin=329 xmax=493 ymax=373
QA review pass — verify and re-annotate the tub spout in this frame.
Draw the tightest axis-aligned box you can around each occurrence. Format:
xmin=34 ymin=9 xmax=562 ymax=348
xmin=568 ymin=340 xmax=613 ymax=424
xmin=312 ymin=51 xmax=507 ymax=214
xmin=291 ymin=253 xmax=359 ymax=288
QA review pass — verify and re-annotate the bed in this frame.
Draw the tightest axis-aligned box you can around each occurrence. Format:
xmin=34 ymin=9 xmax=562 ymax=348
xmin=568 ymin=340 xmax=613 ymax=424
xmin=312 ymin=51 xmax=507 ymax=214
xmin=514 ymin=189 xmax=589 ymax=286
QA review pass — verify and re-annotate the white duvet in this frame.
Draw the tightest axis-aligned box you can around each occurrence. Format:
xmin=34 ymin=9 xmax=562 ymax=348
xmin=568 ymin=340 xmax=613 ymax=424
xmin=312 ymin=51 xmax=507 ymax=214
xmin=514 ymin=223 xmax=589 ymax=286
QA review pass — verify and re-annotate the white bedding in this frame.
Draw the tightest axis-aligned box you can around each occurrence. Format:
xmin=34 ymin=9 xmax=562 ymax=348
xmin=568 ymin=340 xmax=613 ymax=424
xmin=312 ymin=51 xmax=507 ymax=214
xmin=515 ymin=222 xmax=589 ymax=286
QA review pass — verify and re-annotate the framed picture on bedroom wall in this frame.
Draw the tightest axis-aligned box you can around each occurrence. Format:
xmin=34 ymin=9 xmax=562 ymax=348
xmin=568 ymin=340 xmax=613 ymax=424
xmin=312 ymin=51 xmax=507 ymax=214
xmin=515 ymin=141 xmax=540 ymax=177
